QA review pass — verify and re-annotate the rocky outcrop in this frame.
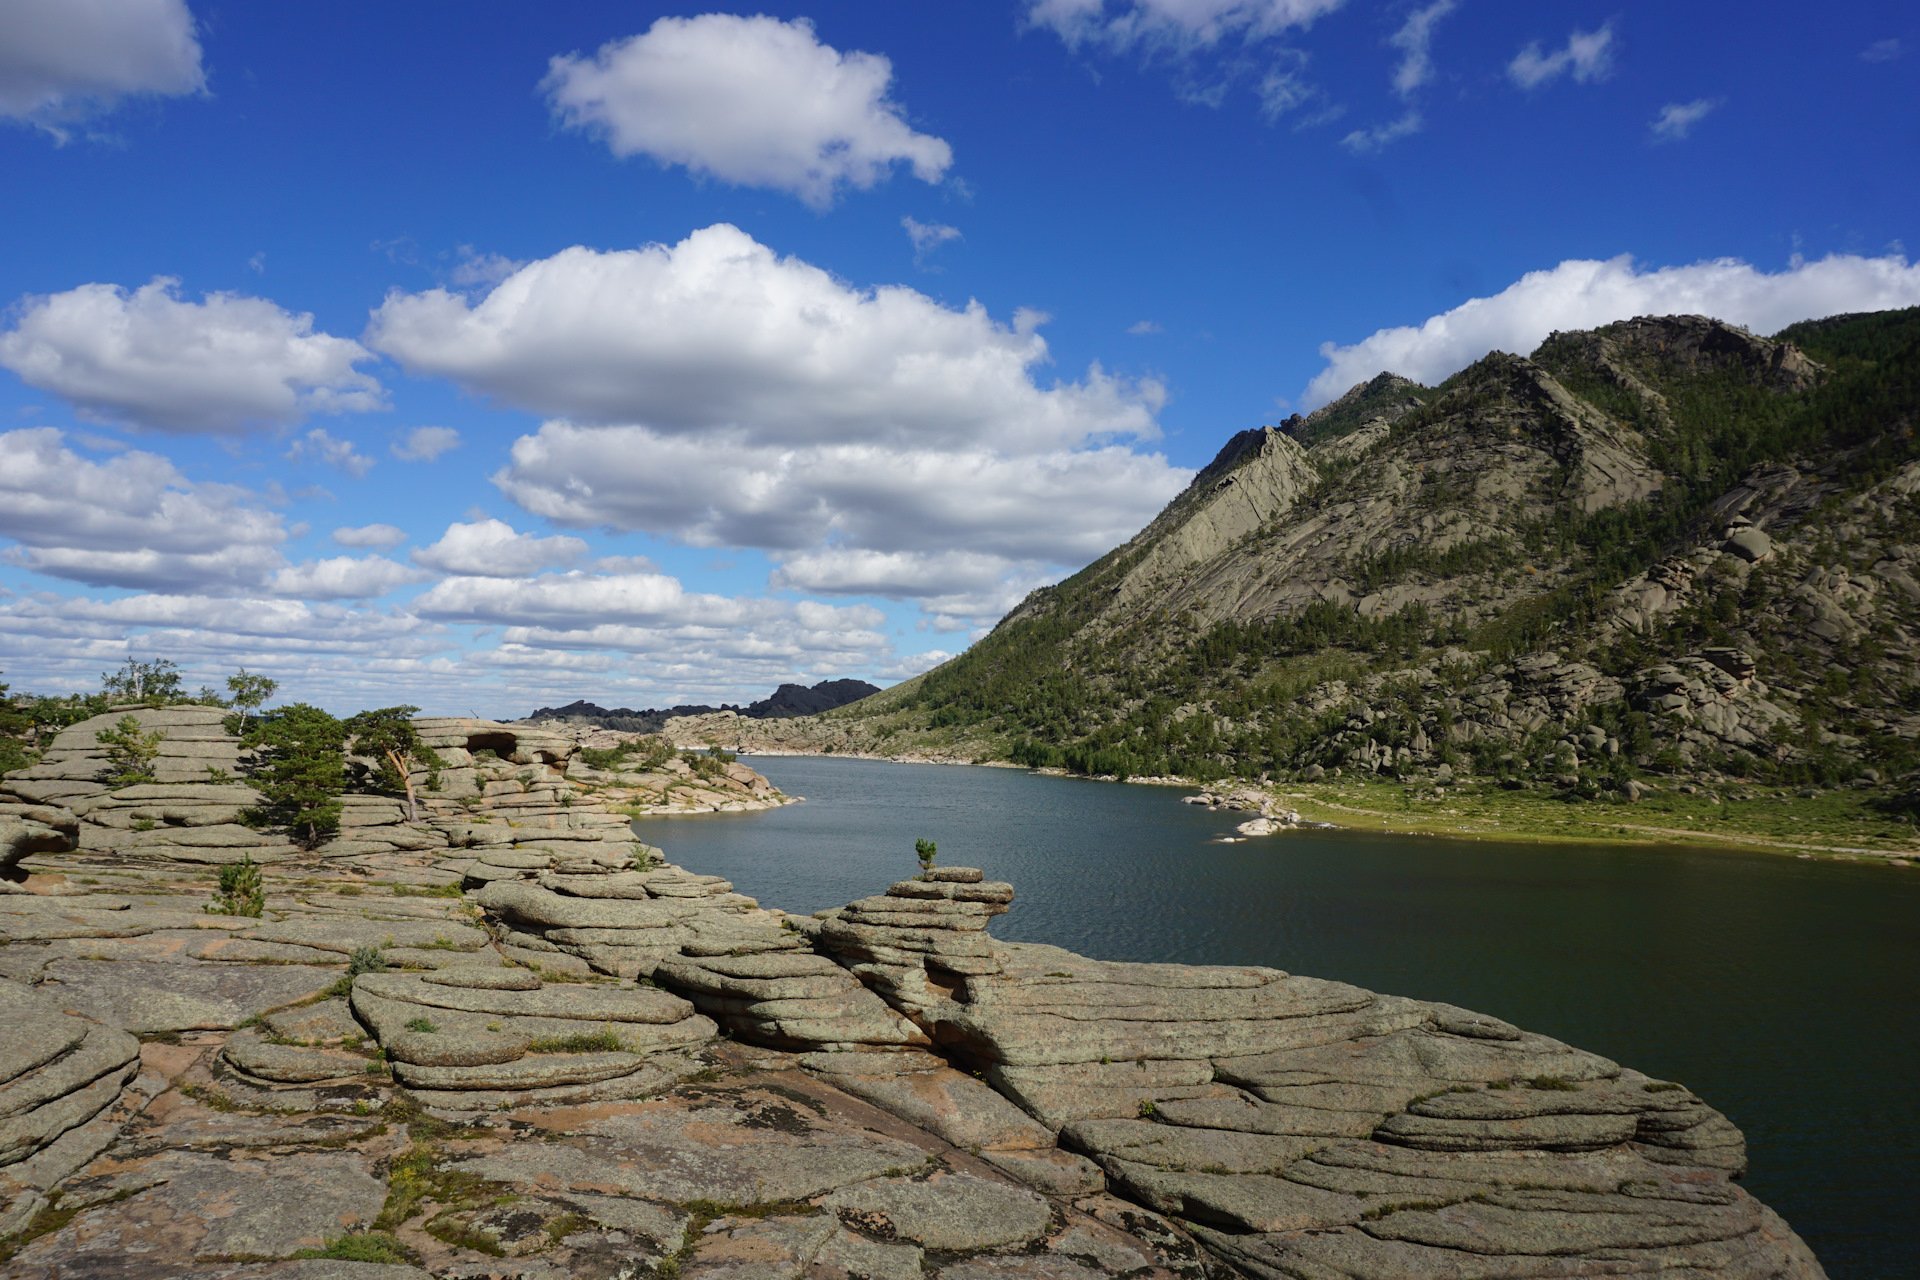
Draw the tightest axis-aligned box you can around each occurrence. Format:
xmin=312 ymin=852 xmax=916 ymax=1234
xmin=0 ymin=980 xmax=143 ymax=1236
xmin=3 ymin=705 xmax=297 ymax=864
xmin=0 ymin=713 xmax=793 ymax=888
xmin=556 ymin=725 xmax=794 ymax=814
xmin=0 ymin=803 xmax=75 ymax=880
xmin=810 ymin=870 xmax=1825 ymax=1280
xmin=350 ymin=968 xmax=714 ymax=1108
xmin=474 ymin=863 xmax=760 ymax=978
xmin=0 ymin=709 xmax=1828 ymax=1280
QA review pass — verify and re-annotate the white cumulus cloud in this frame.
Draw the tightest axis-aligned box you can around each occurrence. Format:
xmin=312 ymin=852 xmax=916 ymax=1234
xmin=332 ymin=523 xmax=407 ymax=550
xmin=268 ymin=556 xmax=422 ymax=601
xmin=448 ymin=247 xmax=525 ymax=290
xmin=1303 ymin=252 xmax=1920 ymax=408
xmin=1389 ymin=0 xmax=1454 ymax=98
xmin=876 ymin=649 xmax=955 ymax=680
xmin=1507 ymin=23 xmax=1615 ymax=90
xmin=368 ymin=224 xmax=1163 ymax=452
xmin=495 ymin=426 xmax=1183 ymax=570
xmin=1651 ymin=98 xmax=1721 ymax=142
xmin=0 ymin=0 xmax=204 ymax=137
xmin=543 ymin=14 xmax=952 ymax=208
xmin=1028 ymin=0 xmax=1345 ymax=51
xmin=903 ymin=216 xmax=961 ymax=264
xmin=371 ymin=224 xmax=1186 ymax=622
xmin=0 ymin=426 xmax=286 ymax=592
xmin=392 ymin=425 xmax=460 ymax=461
xmin=6 ymin=543 xmax=283 ymax=594
xmin=286 ymin=428 xmax=374 ymax=478
xmin=0 ymin=277 xmax=384 ymax=433
xmin=770 ymin=549 xmax=1016 ymax=598
xmin=1341 ymin=110 xmax=1421 ymax=153
xmin=411 ymin=519 xmax=588 ymax=579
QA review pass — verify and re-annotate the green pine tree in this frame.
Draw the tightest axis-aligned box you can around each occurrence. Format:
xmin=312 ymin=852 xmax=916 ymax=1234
xmin=243 ymin=704 xmax=347 ymax=848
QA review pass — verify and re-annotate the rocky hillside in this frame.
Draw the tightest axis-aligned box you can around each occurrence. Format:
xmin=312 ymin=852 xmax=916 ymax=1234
xmin=762 ymin=309 xmax=1920 ymax=809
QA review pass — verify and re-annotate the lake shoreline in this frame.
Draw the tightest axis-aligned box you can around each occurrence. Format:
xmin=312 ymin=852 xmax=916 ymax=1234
xmin=637 ymin=751 xmax=1920 ymax=1278
xmin=728 ymin=749 xmax=1920 ymax=864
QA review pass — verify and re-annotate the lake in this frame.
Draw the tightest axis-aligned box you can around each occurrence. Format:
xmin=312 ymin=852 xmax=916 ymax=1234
xmin=637 ymin=755 xmax=1920 ymax=1278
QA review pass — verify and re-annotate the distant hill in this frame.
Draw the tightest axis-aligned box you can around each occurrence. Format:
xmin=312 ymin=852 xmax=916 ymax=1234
xmin=524 ymin=679 xmax=881 ymax=733
xmin=713 ymin=308 xmax=1920 ymax=802
xmin=750 ymin=679 xmax=883 ymax=718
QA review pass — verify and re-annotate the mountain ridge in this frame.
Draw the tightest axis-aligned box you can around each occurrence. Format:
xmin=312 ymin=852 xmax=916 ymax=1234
xmin=523 ymin=678 xmax=880 ymax=734
xmin=683 ymin=308 xmax=1920 ymax=825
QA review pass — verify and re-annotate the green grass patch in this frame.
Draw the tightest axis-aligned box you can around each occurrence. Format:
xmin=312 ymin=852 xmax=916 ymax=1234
xmin=1273 ymin=777 xmax=1920 ymax=857
xmin=526 ymin=1029 xmax=626 ymax=1054
xmin=391 ymin=882 xmax=464 ymax=898
xmin=293 ymin=1231 xmax=414 ymax=1264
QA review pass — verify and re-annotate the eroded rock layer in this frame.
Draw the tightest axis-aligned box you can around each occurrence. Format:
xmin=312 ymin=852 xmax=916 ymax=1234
xmin=0 ymin=714 xmax=1825 ymax=1277
xmin=811 ymin=870 xmax=1825 ymax=1279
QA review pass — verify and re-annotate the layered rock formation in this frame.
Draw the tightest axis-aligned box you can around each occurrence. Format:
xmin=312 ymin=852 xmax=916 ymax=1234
xmin=0 ymin=714 xmax=1827 ymax=1277
xmin=803 ymin=872 xmax=1821 ymax=1278
xmin=0 ymin=982 xmax=143 ymax=1236
xmin=4 ymin=705 xmax=296 ymax=864
xmin=554 ymin=725 xmax=793 ymax=814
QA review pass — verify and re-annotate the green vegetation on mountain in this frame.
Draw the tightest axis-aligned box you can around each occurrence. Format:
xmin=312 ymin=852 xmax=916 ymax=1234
xmin=804 ymin=309 xmax=1920 ymax=814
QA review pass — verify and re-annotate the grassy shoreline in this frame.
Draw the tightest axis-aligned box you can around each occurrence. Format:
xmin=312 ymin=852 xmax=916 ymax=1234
xmin=1270 ymin=778 xmax=1920 ymax=862
xmin=735 ymin=747 xmax=1920 ymax=863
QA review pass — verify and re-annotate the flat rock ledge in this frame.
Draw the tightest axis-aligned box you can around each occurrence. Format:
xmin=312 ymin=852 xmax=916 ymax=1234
xmin=0 ymin=718 xmax=1827 ymax=1278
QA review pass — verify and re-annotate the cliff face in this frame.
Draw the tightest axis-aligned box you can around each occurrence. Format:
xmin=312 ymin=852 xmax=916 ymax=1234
xmin=0 ymin=713 xmax=1826 ymax=1277
xmin=781 ymin=309 xmax=1920 ymax=802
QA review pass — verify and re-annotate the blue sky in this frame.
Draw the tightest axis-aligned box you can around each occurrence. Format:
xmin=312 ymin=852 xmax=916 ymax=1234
xmin=0 ymin=1 xmax=1914 ymax=715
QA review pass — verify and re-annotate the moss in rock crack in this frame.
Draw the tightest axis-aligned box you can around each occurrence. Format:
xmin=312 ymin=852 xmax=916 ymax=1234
xmin=375 ymin=1138 xmax=513 ymax=1238
xmin=0 ymin=1188 xmax=143 ymax=1264
xmin=179 ymin=1082 xmax=246 ymax=1113
xmin=391 ymin=883 xmax=463 ymax=898
xmin=1360 ymin=1196 xmax=1461 ymax=1222
xmin=662 ymin=1199 xmax=823 ymax=1272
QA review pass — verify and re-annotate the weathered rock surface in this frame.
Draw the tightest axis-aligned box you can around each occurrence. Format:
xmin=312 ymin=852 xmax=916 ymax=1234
xmin=0 ymin=705 xmax=1827 ymax=1280
xmin=0 ymin=980 xmax=142 ymax=1235
xmin=813 ymin=869 xmax=1825 ymax=1280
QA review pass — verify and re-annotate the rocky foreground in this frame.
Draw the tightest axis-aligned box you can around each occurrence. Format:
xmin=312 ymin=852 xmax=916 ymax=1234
xmin=0 ymin=711 xmax=1825 ymax=1277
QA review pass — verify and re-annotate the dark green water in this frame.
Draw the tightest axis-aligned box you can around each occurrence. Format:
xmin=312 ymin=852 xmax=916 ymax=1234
xmin=638 ymin=756 xmax=1920 ymax=1278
